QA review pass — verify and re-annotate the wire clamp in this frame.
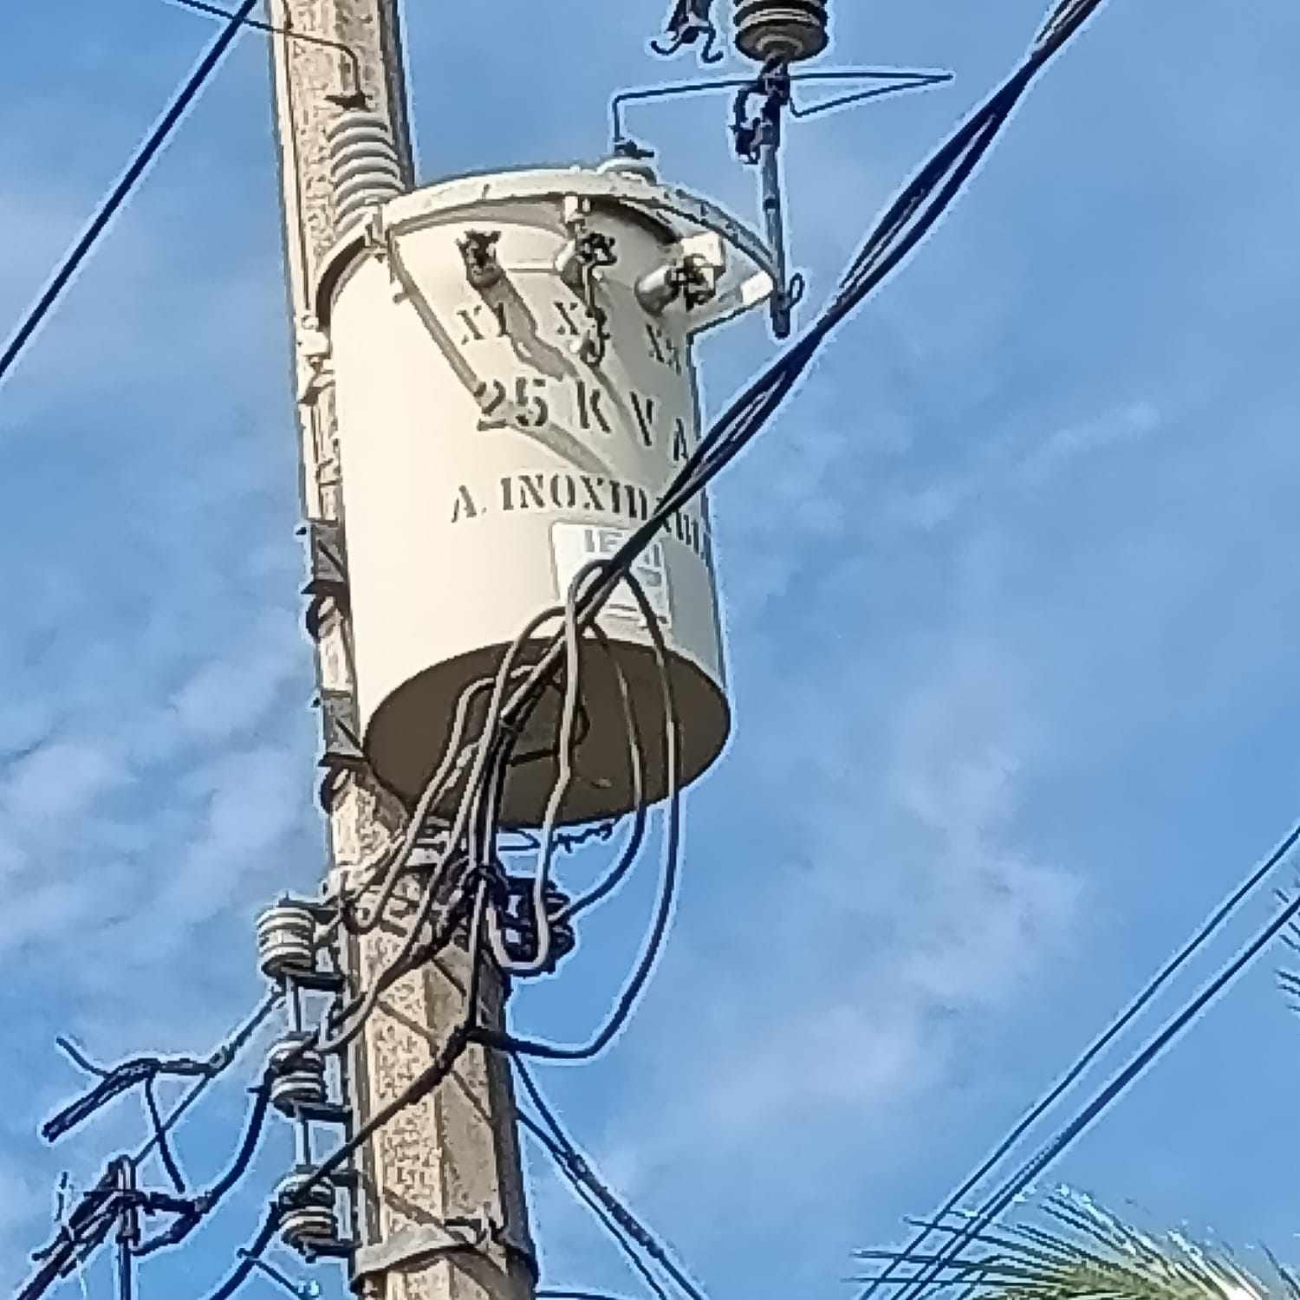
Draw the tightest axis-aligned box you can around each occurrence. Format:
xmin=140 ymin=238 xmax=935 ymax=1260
xmin=555 ymin=197 xmax=618 ymax=366
xmin=353 ymin=1214 xmax=491 ymax=1280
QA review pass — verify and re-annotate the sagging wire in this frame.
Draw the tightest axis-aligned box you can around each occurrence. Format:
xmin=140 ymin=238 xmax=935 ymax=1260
xmin=515 ymin=1059 xmax=706 ymax=1300
xmin=884 ymin=821 xmax=1300 ymax=1300
xmin=650 ymin=0 xmax=723 ymax=65
xmin=133 ymin=1070 xmax=277 ymax=1257
xmin=0 ymin=0 xmax=259 ymax=393
xmin=487 ymin=566 xmax=632 ymax=977
xmin=858 ymin=814 xmax=1300 ymax=1300
xmin=142 ymin=1076 xmax=187 ymax=1194
xmin=478 ymin=568 xmax=681 ymax=1061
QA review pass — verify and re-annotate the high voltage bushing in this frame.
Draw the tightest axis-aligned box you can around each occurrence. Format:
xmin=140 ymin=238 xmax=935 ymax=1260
xmin=328 ymin=108 xmax=405 ymax=233
xmin=268 ymin=1035 xmax=329 ymax=1115
xmin=256 ymin=901 xmax=318 ymax=981
xmin=277 ymin=1172 xmax=342 ymax=1256
xmin=733 ymin=0 xmax=829 ymax=63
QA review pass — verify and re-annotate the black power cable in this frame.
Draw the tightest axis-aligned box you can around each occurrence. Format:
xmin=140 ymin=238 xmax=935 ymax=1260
xmin=515 ymin=1059 xmax=706 ymax=1300
xmin=198 ymin=886 xmax=493 ymax=1298
xmin=0 ymin=0 xmax=259 ymax=391
xmin=481 ymin=0 xmax=1116 ymax=862
xmin=478 ymin=570 xmax=681 ymax=1062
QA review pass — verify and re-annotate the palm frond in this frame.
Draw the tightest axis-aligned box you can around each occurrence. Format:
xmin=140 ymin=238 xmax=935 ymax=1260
xmin=857 ymin=1191 xmax=1289 ymax=1300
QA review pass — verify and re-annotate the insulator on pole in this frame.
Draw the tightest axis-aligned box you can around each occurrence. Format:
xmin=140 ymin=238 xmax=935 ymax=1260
xmin=268 ymin=1035 xmax=329 ymax=1115
xmin=328 ymin=108 xmax=404 ymax=232
xmin=256 ymin=901 xmax=318 ymax=981
xmin=277 ymin=1173 xmax=342 ymax=1255
xmin=733 ymin=0 xmax=829 ymax=64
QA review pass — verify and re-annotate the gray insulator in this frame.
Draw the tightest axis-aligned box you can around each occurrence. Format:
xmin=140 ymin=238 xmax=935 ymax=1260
xmin=278 ymin=1174 xmax=341 ymax=1254
xmin=268 ymin=1037 xmax=328 ymax=1115
xmin=328 ymin=109 xmax=405 ymax=233
xmin=256 ymin=903 xmax=317 ymax=980
xmin=734 ymin=0 xmax=829 ymax=63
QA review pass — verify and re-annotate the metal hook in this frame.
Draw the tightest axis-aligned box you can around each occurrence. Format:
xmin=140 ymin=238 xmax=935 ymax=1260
xmin=163 ymin=0 xmax=369 ymax=108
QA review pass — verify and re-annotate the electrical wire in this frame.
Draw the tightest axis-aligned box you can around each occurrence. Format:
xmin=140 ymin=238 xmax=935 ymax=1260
xmin=519 ymin=1112 xmax=671 ymax=1300
xmin=162 ymin=0 xmax=365 ymax=105
xmin=201 ymin=885 xmax=493 ymax=1300
xmin=131 ymin=990 xmax=280 ymax=1172
xmin=515 ymin=1060 xmax=706 ymax=1300
xmin=890 ymin=823 xmax=1300 ymax=1300
xmin=858 ymin=816 xmax=1300 ymax=1300
xmin=0 ymin=0 xmax=258 ymax=392
xmin=133 ymin=1071 xmax=275 ymax=1257
xmin=556 ymin=624 xmax=648 ymax=922
xmin=478 ymin=569 xmax=681 ymax=1062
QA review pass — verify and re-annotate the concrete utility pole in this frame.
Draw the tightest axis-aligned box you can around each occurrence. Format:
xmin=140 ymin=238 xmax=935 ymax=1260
xmin=265 ymin=5 xmax=536 ymax=1299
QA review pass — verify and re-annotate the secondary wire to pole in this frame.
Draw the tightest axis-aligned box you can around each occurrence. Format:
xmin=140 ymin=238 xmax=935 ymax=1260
xmin=0 ymin=0 xmax=258 ymax=392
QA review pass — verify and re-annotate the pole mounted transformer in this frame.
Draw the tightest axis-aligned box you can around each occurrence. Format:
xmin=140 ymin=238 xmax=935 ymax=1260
xmin=312 ymin=124 xmax=776 ymax=827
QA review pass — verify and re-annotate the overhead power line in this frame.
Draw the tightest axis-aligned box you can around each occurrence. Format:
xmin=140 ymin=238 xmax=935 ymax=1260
xmin=0 ymin=0 xmax=257 ymax=392
xmin=859 ymin=817 xmax=1300 ymax=1300
xmin=886 ymin=817 xmax=1300 ymax=1300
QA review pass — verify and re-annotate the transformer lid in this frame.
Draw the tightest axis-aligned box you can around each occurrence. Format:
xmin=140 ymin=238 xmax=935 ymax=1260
xmin=313 ymin=162 xmax=776 ymax=331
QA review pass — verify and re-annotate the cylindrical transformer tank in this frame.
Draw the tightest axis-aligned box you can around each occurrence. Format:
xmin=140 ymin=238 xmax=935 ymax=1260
xmin=315 ymin=162 xmax=774 ymax=826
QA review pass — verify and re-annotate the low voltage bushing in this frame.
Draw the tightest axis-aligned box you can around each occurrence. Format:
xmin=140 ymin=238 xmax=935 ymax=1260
xmin=268 ymin=1035 xmax=329 ymax=1115
xmin=734 ymin=0 xmax=829 ymax=63
xmin=278 ymin=1172 xmax=342 ymax=1255
xmin=256 ymin=901 xmax=318 ymax=981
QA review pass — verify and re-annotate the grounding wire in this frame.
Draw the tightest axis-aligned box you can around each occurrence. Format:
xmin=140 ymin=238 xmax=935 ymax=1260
xmin=0 ymin=0 xmax=258 ymax=391
xmin=892 ymin=818 xmax=1300 ymax=1300
xmin=515 ymin=1059 xmax=706 ymax=1300
xmin=857 ymin=814 xmax=1300 ymax=1300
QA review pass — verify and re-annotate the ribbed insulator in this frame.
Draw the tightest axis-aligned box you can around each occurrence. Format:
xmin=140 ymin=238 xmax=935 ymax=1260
xmin=256 ymin=902 xmax=317 ymax=980
xmin=734 ymin=0 xmax=829 ymax=63
xmin=277 ymin=1174 xmax=340 ymax=1254
xmin=268 ymin=1036 xmax=328 ymax=1115
xmin=328 ymin=109 xmax=404 ymax=232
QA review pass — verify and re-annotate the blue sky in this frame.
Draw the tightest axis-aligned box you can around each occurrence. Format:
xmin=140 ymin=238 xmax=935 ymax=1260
xmin=3 ymin=0 xmax=1300 ymax=1296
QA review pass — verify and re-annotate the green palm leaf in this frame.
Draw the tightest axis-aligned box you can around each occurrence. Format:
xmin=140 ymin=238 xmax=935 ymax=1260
xmin=856 ymin=1192 xmax=1297 ymax=1300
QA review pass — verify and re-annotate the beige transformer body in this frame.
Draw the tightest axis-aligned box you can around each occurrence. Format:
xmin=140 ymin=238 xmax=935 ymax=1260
xmin=316 ymin=163 xmax=774 ymax=826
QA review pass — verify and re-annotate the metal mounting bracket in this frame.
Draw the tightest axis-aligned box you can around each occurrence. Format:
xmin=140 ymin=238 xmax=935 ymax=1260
xmin=318 ymin=690 xmax=365 ymax=769
xmin=352 ymin=1218 xmax=486 ymax=1280
xmin=301 ymin=519 xmax=349 ymax=597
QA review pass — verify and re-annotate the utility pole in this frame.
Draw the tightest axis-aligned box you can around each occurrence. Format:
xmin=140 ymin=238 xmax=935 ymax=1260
xmin=266 ymin=5 xmax=536 ymax=1299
